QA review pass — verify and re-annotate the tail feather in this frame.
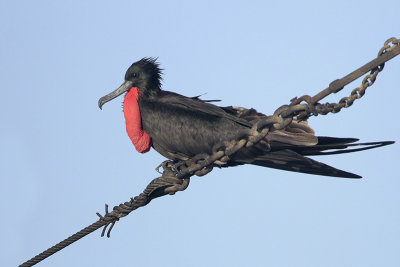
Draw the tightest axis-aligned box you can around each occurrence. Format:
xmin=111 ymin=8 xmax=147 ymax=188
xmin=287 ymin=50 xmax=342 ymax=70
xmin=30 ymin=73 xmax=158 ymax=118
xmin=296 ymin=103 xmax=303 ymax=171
xmin=241 ymin=149 xmax=362 ymax=178
xmin=222 ymin=106 xmax=395 ymax=178
xmin=295 ymin=140 xmax=394 ymax=156
xmin=315 ymin=136 xmax=359 ymax=145
xmin=233 ymin=138 xmax=394 ymax=178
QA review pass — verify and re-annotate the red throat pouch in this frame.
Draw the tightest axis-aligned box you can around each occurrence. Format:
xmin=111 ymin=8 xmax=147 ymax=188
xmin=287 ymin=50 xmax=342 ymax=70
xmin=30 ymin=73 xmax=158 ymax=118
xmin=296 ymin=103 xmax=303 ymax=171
xmin=123 ymin=87 xmax=152 ymax=153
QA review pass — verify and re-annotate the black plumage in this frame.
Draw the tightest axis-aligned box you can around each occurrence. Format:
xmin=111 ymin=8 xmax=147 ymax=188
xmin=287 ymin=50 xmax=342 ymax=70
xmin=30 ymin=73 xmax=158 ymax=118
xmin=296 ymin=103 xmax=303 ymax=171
xmin=99 ymin=58 xmax=394 ymax=178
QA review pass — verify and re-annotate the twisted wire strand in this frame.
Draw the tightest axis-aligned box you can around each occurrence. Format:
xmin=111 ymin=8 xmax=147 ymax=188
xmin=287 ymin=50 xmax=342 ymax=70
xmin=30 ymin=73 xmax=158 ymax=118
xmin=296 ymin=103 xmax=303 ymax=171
xmin=19 ymin=221 xmax=105 ymax=267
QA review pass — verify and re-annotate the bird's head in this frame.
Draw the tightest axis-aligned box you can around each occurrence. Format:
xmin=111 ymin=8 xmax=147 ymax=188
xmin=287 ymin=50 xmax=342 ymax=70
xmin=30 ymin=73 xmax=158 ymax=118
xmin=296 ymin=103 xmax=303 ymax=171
xmin=98 ymin=57 xmax=162 ymax=109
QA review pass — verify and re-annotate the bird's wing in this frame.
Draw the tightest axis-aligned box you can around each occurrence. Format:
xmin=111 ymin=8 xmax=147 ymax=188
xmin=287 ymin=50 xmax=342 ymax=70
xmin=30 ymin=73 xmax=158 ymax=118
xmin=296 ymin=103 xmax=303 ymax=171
xmin=159 ymin=93 xmax=316 ymax=147
xmin=159 ymin=95 xmax=319 ymax=147
xmin=158 ymin=91 xmax=253 ymax=127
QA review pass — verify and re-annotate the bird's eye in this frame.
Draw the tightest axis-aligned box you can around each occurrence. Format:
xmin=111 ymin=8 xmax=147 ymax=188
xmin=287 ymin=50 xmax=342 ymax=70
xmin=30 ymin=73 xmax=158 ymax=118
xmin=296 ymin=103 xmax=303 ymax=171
xmin=132 ymin=72 xmax=139 ymax=78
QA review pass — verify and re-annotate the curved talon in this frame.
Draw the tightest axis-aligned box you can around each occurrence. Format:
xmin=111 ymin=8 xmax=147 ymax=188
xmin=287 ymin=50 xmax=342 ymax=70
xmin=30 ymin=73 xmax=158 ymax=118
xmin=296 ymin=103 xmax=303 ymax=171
xmin=156 ymin=160 xmax=177 ymax=174
xmin=155 ymin=163 xmax=164 ymax=174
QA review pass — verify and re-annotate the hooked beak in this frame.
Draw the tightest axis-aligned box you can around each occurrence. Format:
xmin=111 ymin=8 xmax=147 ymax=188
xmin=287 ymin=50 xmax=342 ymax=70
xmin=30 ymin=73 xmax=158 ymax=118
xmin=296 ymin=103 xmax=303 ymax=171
xmin=98 ymin=81 xmax=134 ymax=109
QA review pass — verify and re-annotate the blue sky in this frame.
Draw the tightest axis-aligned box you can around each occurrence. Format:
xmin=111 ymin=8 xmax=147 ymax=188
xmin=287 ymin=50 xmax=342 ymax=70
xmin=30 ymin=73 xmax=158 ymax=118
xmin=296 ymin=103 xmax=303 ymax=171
xmin=1 ymin=1 xmax=399 ymax=266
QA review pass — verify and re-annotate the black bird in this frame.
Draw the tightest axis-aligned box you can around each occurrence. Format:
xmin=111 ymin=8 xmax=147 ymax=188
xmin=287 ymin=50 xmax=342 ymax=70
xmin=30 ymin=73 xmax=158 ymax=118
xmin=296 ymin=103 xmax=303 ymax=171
xmin=98 ymin=58 xmax=393 ymax=178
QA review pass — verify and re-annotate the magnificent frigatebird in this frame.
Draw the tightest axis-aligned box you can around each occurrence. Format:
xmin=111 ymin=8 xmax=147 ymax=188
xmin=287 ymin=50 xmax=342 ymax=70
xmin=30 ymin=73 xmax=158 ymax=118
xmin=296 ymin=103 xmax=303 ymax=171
xmin=98 ymin=58 xmax=393 ymax=178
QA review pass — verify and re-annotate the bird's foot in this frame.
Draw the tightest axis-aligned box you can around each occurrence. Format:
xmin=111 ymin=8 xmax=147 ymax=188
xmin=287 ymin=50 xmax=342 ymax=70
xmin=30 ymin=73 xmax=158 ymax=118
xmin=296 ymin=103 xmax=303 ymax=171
xmin=156 ymin=160 xmax=179 ymax=175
